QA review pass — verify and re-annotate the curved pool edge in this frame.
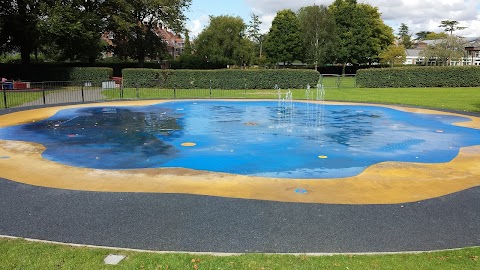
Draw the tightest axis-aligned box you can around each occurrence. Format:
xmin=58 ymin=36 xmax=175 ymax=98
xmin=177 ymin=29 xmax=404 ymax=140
xmin=1 ymin=100 xmax=480 ymax=205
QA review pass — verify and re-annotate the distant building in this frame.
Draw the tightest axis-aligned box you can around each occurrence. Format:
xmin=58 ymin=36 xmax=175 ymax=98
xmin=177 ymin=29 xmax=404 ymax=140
xmin=403 ymin=37 xmax=480 ymax=66
xmin=405 ymin=49 xmax=423 ymax=65
xmin=101 ymin=31 xmax=115 ymax=58
xmin=100 ymin=26 xmax=185 ymax=60
xmin=465 ymin=37 xmax=480 ymax=66
xmin=155 ymin=26 xmax=185 ymax=59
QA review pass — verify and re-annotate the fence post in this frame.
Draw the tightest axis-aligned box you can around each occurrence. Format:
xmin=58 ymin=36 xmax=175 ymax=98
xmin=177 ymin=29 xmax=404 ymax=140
xmin=42 ymin=82 xmax=46 ymax=105
xmin=120 ymin=82 xmax=124 ymax=99
xmin=209 ymin=80 xmax=212 ymax=98
xmin=2 ymin=87 xmax=7 ymax=109
xmin=81 ymin=82 xmax=85 ymax=102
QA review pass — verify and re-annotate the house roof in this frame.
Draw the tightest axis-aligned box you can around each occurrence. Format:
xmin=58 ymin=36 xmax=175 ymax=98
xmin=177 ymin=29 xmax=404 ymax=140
xmin=155 ymin=27 xmax=183 ymax=46
xmin=406 ymin=49 xmax=423 ymax=57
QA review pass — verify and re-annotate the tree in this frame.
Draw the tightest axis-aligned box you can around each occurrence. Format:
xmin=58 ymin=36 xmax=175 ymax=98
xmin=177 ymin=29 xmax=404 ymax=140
xmin=420 ymin=35 xmax=467 ymax=66
xmin=379 ymin=45 xmax=406 ymax=67
xmin=398 ymin=23 xmax=413 ymax=49
xmin=104 ymin=0 xmax=191 ymax=66
xmin=195 ymin=15 xmax=253 ymax=66
xmin=263 ymin=9 xmax=303 ymax=66
xmin=415 ymin=31 xmax=434 ymax=40
xmin=439 ymin=20 xmax=467 ymax=35
xmin=183 ymin=29 xmax=192 ymax=55
xmin=298 ymin=5 xmax=338 ymax=69
xmin=247 ymin=14 xmax=263 ymax=60
xmin=425 ymin=32 xmax=449 ymax=40
xmin=247 ymin=14 xmax=261 ymax=44
xmin=39 ymin=0 xmax=106 ymax=63
xmin=0 ymin=0 xmax=43 ymax=64
xmin=329 ymin=0 xmax=394 ymax=73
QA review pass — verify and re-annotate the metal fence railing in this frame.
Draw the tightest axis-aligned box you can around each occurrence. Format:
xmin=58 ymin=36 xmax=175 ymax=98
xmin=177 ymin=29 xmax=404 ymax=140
xmin=319 ymin=74 xmax=357 ymax=88
xmin=1 ymin=81 xmax=108 ymax=109
xmin=1 ymin=76 xmax=357 ymax=110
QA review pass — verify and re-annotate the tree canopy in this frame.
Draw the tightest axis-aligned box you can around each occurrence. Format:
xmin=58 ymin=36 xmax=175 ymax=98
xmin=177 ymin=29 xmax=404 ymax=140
xmin=329 ymin=0 xmax=394 ymax=72
xmin=420 ymin=34 xmax=467 ymax=66
xmin=425 ymin=32 xmax=449 ymax=40
xmin=398 ymin=23 xmax=413 ymax=49
xmin=439 ymin=20 xmax=467 ymax=35
xmin=0 ymin=0 xmax=42 ymax=64
xmin=379 ymin=45 xmax=406 ymax=67
xmin=416 ymin=31 xmax=434 ymax=40
xmin=264 ymin=9 xmax=304 ymax=66
xmin=39 ymin=0 xmax=105 ymax=63
xmin=298 ymin=5 xmax=337 ymax=68
xmin=104 ymin=0 xmax=191 ymax=66
xmin=0 ymin=0 xmax=191 ymax=65
xmin=195 ymin=15 xmax=253 ymax=66
xmin=247 ymin=14 xmax=264 ymax=62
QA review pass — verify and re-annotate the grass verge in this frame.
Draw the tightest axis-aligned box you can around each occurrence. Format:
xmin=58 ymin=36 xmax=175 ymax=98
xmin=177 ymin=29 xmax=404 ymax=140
xmin=102 ymin=87 xmax=480 ymax=113
xmin=1 ymin=238 xmax=479 ymax=269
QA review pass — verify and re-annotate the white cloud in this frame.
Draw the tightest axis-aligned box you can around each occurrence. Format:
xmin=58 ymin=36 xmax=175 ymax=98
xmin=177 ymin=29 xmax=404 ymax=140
xmin=186 ymin=15 xmax=210 ymax=37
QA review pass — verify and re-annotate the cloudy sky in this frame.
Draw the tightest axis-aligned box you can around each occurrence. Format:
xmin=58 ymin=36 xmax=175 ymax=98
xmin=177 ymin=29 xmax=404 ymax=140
xmin=185 ymin=0 xmax=480 ymax=38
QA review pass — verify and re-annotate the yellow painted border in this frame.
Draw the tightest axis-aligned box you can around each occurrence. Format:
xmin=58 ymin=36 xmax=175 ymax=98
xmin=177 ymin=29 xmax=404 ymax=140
xmin=1 ymin=100 xmax=480 ymax=205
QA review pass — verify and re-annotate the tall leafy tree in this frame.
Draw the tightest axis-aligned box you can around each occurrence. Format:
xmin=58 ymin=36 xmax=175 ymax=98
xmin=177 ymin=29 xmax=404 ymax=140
xmin=298 ymin=5 xmax=337 ymax=69
xmin=379 ymin=45 xmax=406 ymax=67
xmin=329 ymin=0 xmax=394 ymax=73
xmin=247 ymin=14 xmax=261 ymax=44
xmin=39 ymin=0 xmax=106 ymax=63
xmin=0 ymin=0 xmax=43 ymax=64
xmin=420 ymin=35 xmax=466 ymax=66
xmin=398 ymin=23 xmax=413 ymax=49
xmin=439 ymin=20 xmax=467 ymax=35
xmin=264 ymin=9 xmax=303 ymax=66
xmin=105 ymin=0 xmax=191 ymax=66
xmin=183 ymin=29 xmax=192 ymax=55
xmin=247 ymin=13 xmax=263 ymax=60
xmin=425 ymin=32 xmax=449 ymax=40
xmin=415 ymin=31 xmax=434 ymax=40
xmin=195 ymin=15 xmax=253 ymax=66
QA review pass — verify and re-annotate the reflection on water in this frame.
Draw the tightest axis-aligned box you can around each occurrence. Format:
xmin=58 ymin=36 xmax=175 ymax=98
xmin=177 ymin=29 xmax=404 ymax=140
xmin=0 ymin=101 xmax=479 ymax=179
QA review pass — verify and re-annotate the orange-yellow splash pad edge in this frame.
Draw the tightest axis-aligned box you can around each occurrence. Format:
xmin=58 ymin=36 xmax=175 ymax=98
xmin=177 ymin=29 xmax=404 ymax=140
xmin=1 ymin=100 xmax=480 ymax=205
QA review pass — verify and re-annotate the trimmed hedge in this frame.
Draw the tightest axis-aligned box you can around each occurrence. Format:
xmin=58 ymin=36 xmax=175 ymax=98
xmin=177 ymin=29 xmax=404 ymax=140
xmin=356 ymin=66 xmax=480 ymax=88
xmin=122 ymin=69 xmax=321 ymax=89
xmin=68 ymin=67 xmax=113 ymax=84
xmin=0 ymin=64 xmax=113 ymax=84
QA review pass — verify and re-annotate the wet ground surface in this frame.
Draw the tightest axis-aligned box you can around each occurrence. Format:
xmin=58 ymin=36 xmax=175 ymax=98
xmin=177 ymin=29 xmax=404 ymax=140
xmin=1 ymin=177 xmax=479 ymax=253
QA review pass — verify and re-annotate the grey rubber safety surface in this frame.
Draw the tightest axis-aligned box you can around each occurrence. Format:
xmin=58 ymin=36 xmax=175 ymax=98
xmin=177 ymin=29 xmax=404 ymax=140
xmin=0 ymin=177 xmax=479 ymax=253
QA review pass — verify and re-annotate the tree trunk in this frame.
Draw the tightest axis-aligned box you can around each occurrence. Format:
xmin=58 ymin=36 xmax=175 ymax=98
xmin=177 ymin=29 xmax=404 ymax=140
xmin=21 ymin=47 xmax=31 ymax=65
xmin=137 ymin=42 xmax=145 ymax=68
xmin=138 ymin=57 xmax=145 ymax=68
xmin=342 ymin=62 xmax=346 ymax=75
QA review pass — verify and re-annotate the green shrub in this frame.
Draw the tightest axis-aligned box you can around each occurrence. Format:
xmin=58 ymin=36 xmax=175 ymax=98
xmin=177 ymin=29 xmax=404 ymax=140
xmin=69 ymin=67 xmax=113 ymax=84
xmin=357 ymin=66 xmax=480 ymax=88
xmin=122 ymin=69 xmax=320 ymax=89
xmin=0 ymin=64 xmax=113 ymax=83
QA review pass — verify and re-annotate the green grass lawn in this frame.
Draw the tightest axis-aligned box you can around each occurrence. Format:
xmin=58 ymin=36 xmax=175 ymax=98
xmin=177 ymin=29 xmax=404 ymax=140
xmin=1 ymin=238 xmax=479 ymax=269
xmin=0 ymin=91 xmax=43 ymax=108
xmin=325 ymin=87 xmax=480 ymax=112
xmin=101 ymin=86 xmax=480 ymax=113
xmin=3 ymin=84 xmax=480 ymax=113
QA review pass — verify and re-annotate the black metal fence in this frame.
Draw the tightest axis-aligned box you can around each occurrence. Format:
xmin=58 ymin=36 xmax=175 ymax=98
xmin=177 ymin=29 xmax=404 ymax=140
xmin=1 ymin=75 xmax=356 ymax=110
